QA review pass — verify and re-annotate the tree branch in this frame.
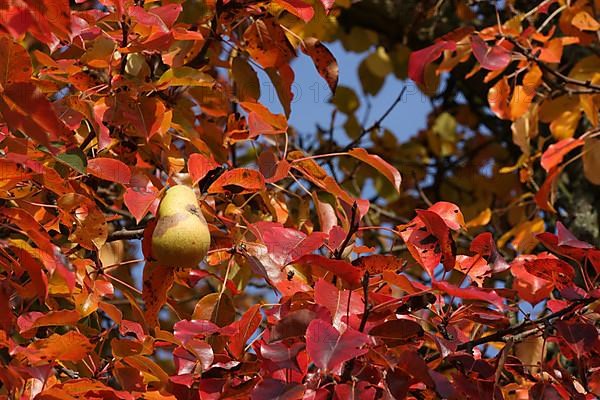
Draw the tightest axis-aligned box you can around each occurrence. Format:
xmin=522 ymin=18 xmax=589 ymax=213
xmin=342 ymin=87 xmax=407 ymax=151
xmin=106 ymin=228 xmax=145 ymax=242
xmin=425 ymin=297 xmax=595 ymax=363
xmin=505 ymin=35 xmax=600 ymax=94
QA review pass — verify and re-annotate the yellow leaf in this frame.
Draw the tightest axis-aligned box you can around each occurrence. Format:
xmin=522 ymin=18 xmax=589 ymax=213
xmin=583 ymin=138 xmax=600 ymax=185
xmin=539 ymin=95 xmax=581 ymax=139
xmin=498 ymin=218 xmax=544 ymax=253
xmin=509 ymin=85 xmax=534 ymax=120
xmin=466 ymin=208 xmax=492 ymax=228
xmin=580 ymin=94 xmax=599 ymax=127
xmin=572 ymin=10 xmax=600 ymax=31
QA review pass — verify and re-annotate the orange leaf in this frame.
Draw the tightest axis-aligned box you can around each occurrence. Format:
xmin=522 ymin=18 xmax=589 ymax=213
xmin=17 ymin=310 xmax=80 ymax=335
xmin=188 ymin=153 xmax=219 ymax=185
xmin=509 ymin=85 xmax=534 ymax=120
xmin=540 ymin=138 xmax=584 ymax=172
xmin=0 ymin=35 xmax=32 ymax=87
xmin=348 ymin=148 xmax=402 ymax=192
xmin=240 ymin=101 xmax=288 ymax=137
xmin=572 ymin=10 xmax=600 ymax=31
xmin=302 ymin=38 xmax=339 ymax=93
xmin=142 ymin=262 xmax=176 ymax=328
xmin=243 ymin=18 xmax=295 ymax=69
xmin=488 ymin=76 xmax=510 ymax=119
xmin=207 ymin=168 xmax=266 ymax=194
xmin=87 ymin=157 xmax=131 ymax=185
xmin=24 ymin=331 xmax=94 ymax=364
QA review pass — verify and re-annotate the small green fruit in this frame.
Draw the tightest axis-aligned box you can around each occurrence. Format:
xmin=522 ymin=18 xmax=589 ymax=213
xmin=151 ymin=185 xmax=210 ymax=267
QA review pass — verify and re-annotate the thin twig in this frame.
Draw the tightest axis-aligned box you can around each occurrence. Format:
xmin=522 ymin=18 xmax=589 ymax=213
xmin=334 ymin=202 xmax=359 ymax=259
xmin=342 ymin=87 xmax=407 ymax=151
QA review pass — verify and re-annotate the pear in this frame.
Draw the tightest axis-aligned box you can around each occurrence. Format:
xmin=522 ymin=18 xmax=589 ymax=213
xmin=151 ymin=185 xmax=210 ymax=268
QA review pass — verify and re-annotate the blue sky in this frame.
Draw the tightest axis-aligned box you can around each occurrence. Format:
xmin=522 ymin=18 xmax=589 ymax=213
xmin=257 ymin=41 xmax=432 ymax=145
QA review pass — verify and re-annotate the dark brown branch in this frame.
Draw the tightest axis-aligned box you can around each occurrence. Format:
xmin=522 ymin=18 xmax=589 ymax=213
xmin=119 ymin=16 xmax=129 ymax=75
xmin=334 ymin=202 xmax=359 ymax=259
xmin=425 ymin=297 xmax=595 ymax=363
xmin=107 ymin=228 xmax=145 ymax=242
xmin=342 ymin=87 xmax=407 ymax=151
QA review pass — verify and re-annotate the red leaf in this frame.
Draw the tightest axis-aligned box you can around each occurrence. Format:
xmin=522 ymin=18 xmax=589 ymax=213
xmin=250 ymin=222 xmax=327 ymax=265
xmin=534 ymin=166 xmax=562 ymax=212
xmin=258 ymin=150 xmax=290 ymax=183
xmin=470 ymin=34 xmax=511 ymax=70
xmin=369 ymin=319 xmax=424 ymax=346
xmin=260 ymin=342 xmax=305 ymax=372
xmin=427 ymin=201 xmax=465 ymax=230
xmin=302 ymin=38 xmax=338 ymax=93
xmin=540 ymin=138 xmax=584 ymax=172
xmin=87 ymin=157 xmax=131 ymax=185
xmin=524 ymin=258 xmax=574 ymax=289
xmin=555 ymin=320 xmax=598 ymax=357
xmin=408 ymin=41 xmax=456 ymax=85
xmin=416 ymin=209 xmax=456 ymax=271
xmin=123 ymin=186 xmax=159 ymax=223
xmin=227 ymin=304 xmax=262 ymax=358
xmin=348 ymin=148 xmax=402 ymax=192
xmin=334 ymin=382 xmax=376 ymax=400
xmin=314 ymin=278 xmax=363 ymax=330
xmin=241 ymin=242 xmax=312 ymax=296
xmin=305 ymin=319 xmax=368 ymax=371
xmin=208 ymin=168 xmax=266 ymax=194
xmin=274 ymin=0 xmax=314 ymax=22
xmin=432 ymin=281 xmax=506 ymax=310
xmin=251 ymin=379 xmax=305 ymax=400
xmin=0 ymin=82 xmax=69 ymax=151
xmin=470 ymin=232 xmax=509 ymax=273
xmin=510 ymin=254 xmax=554 ymax=305
xmin=188 ymin=153 xmax=220 ymax=185
xmin=297 ymin=255 xmax=362 ymax=287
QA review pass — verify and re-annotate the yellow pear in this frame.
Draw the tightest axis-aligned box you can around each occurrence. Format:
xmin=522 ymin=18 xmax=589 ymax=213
xmin=151 ymin=185 xmax=210 ymax=267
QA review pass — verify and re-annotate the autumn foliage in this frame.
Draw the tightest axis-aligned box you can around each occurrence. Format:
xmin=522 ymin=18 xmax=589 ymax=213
xmin=1 ymin=0 xmax=600 ymax=399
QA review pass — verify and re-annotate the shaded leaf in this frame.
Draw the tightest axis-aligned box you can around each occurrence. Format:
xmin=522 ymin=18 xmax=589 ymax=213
xmin=302 ymin=37 xmax=338 ymax=93
xmin=470 ymin=34 xmax=511 ymax=70
xmin=142 ymin=262 xmax=176 ymax=327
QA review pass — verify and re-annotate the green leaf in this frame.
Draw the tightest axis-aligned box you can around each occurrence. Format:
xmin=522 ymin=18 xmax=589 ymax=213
xmin=56 ymin=148 xmax=87 ymax=174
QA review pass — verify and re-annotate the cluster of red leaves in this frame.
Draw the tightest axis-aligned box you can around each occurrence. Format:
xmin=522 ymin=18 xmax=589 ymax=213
xmin=0 ymin=0 xmax=600 ymax=399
